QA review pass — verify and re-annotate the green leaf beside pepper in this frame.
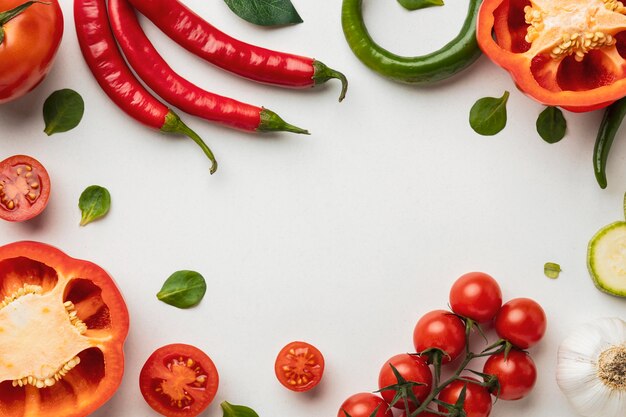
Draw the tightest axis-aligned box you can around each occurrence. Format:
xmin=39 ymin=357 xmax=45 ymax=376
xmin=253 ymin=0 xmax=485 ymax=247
xmin=223 ymin=0 xmax=303 ymax=26
xmin=43 ymin=89 xmax=85 ymax=135
xmin=79 ymin=185 xmax=111 ymax=226
xmin=469 ymin=91 xmax=509 ymax=136
xmin=397 ymin=0 xmax=444 ymax=11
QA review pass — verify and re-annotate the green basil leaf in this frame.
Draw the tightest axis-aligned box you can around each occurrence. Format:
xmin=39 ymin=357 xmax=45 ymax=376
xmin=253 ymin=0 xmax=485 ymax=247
xmin=221 ymin=401 xmax=260 ymax=417
xmin=469 ymin=91 xmax=509 ymax=136
xmin=397 ymin=0 xmax=444 ymax=11
xmin=157 ymin=270 xmax=206 ymax=309
xmin=544 ymin=262 xmax=562 ymax=279
xmin=223 ymin=0 xmax=303 ymax=26
xmin=536 ymin=106 xmax=566 ymax=144
xmin=43 ymin=89 xmax=85 ymax=135
xmin=78 ymin=185 xmax=111 ymax=226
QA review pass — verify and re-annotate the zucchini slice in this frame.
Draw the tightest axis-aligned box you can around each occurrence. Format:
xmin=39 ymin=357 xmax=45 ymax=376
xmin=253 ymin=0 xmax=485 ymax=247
xmin=587 ymin=221 xmax=626 ymax=297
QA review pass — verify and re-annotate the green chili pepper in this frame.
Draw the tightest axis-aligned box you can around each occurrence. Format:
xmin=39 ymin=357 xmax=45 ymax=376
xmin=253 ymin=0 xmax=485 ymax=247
xmin=341 ymin=0 xmax=482 ymax=84
xmin=593 ymin=97 xmax=626 ymax=189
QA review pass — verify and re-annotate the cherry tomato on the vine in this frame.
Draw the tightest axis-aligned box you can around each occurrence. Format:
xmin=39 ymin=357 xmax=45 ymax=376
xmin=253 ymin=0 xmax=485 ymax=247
xmin=438 ymin=377 xmax=492 ymax=417
xmin=139 ymin=344 xmax=219 ymax=417
xmin=378 ymin=353 xmax=432 ymax=409
xmin=449 ymin=272 xmax=502 ymax=322
xmin=337 ymin=393 xmax=393 ymax=417
xmin=483 ymin=350 xmax=537 ymax=400
xmin=274 ymin=341 xmax=324 ymax=392
xmin=0 ymin=155 xmax=51 ymax=222
xmin=495 ymin=298 xmax=546 ymax=349
xmin=0 ymin=0 xmax=63 ymax=103
xmin=413 ymin=310 xmax=466 ymax=363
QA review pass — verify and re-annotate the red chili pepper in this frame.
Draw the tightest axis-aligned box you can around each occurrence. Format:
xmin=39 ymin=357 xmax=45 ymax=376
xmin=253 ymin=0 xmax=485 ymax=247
xmin=127 ymin=0 xmax=348 ymax=101
xmin=74 ymin=0 xmax=217 ymax=174
xmin=107 ymin=0 xmax=308 ymax=134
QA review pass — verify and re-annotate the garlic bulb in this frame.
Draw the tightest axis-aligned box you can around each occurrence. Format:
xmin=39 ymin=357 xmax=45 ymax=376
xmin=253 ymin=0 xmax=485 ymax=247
xmin=556 ymin=317 xmax=626 ymax=417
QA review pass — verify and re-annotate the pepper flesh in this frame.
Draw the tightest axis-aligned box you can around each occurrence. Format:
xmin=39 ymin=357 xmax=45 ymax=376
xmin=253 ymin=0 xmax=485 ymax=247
xmin=477 ymin=0 xmax=626 ymax=111
xmin=0 ymin=241 xmax=129 ymax=417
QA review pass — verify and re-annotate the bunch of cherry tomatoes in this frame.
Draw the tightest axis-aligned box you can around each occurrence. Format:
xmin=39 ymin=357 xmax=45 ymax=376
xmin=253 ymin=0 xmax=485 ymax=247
xmin=338 ymin=272 xmax=547 ymax=417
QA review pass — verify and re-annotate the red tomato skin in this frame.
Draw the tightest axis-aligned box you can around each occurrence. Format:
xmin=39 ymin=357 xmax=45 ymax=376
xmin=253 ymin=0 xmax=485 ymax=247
xmin=413 ymin=310 xmax=466 ymax=363
xmin=274 ymin=341 xmax=325 ymax=392
xmin=449 ymin=272 xmax=502 ymax=322
xmin=338 ymin=393 xmax=393 ymax=417
xmin=139 ymin=343 xmax=219 ymax=417
xmin=438 ymin=378 xmax=493 ymax=417
xmin=0 ymin=155 xmax=51 ymax=222
xmin=483 ymin=350 xmax=537 ymax=400
xmin=495 ymin=298 xmax=547 ymax=349
xmin=378 ymin=353 xmax=433 ymax=409
xmin=0 ymin=0 xmax=64 ymax=103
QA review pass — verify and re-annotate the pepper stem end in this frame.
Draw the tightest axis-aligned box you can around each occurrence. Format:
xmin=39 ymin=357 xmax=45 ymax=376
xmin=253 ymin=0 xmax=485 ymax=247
xmin=313 ymin=60 xmax=348 ymax=102
xmin=162 ymin=110 xmax=218 ymax=175
xmin=258 ymin=108 xmax=310 ymax=135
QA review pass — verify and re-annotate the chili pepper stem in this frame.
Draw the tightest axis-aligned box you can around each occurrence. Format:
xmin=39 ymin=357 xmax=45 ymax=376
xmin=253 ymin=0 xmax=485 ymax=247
xmin=162 ymin=111 xmax=218 ymax=174
xmin=313 ymin=60 xmax=349 ymax=102
xmin=258 ymin=108 xmax=310 ymax=135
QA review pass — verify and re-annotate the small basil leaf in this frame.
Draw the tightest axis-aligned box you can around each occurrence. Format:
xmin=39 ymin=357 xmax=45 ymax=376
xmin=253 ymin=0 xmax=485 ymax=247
xmin=398 ymin=0 xmax=444 ymax=11
xmin=78 ymin=185 xmax=111 ymax=226
xmin=157 ymin=270 xmax=206 ymax=309
xmin=469 ymin=91 xmax=509 ymax=136
xmin=43 ymin=89 xmax=85 ymax=135
xmin=544 ymin=262 xmax=562 ymax=279
xmin=536 ymin=106 xmax=566 ymax=143
xmin=221 ymin=401 xmax=260 ymax=417
xmin=223 ymin=0 xmax=303 ymax=26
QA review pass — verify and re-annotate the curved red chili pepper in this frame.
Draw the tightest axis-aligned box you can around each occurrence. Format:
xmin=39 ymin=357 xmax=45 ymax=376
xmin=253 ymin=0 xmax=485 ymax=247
xmin=107 ymin=0 xmax=308 ymax=134
xmin=127 ymin=0 xmax=348 ymax=101
xmin=74 ymin=0 xmax=217 ymax=174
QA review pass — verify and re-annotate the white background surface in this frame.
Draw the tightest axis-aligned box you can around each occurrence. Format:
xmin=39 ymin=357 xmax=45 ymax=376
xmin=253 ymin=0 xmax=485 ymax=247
xmin=1 ymin=0 xmax=626 ymax=416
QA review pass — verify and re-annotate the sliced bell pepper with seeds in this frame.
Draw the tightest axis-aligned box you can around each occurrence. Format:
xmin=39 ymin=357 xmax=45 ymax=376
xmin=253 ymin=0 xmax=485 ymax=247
xmin=0 ymin=241 xmax=129 ymax=417
xmin=477 ymin=0 xmax=626 ymax=112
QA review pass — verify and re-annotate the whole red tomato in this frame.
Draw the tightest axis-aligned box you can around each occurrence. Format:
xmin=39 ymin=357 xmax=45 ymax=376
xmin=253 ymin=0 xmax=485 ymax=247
xmin=0 ymin=0 xmax=63 ymax=103
xmin=413 ymin=310 xmax=466 ymax=363
xmin=449 ymin=272 xmax=502 ymax=322
xmin=495 ymin=298 xmax=547 ymax=349
xmin=483 ymin=350 xmax=537 ymax=400
xmin=378 ymin=353 xmax=432 ymax=409
xmin=438 ymin=378 xmax=492 ymax=417
xmin=337 ymin=393 xmax=393 ymax=417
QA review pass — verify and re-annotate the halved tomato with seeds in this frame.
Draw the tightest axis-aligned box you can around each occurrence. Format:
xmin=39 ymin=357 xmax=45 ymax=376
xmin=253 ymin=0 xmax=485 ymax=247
xmin=274 ymin=341 xmax=325 ymax=392
xmin=0 ymin=241 xmax=129 ymax=417
xmin=0 ymin=155 xmax=51 ymax=222
xmin=139 ymin=344 xmax=219 ymax=417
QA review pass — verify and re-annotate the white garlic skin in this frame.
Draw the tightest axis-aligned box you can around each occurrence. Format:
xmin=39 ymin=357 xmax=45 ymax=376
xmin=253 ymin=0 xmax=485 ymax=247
xmin=556 ymin=317 xmax=626 ymax=417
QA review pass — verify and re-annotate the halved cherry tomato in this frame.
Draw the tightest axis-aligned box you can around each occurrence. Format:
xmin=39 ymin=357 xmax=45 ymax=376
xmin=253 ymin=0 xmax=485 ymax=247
xmin=0 ymin=241 xmax=129 ymax=417
xmin=275 ymin=341 xmax=324 ymax=392
xmin=449 ymin=272 xmax=502 ymax=323
xmin=483 ymin=349 xmax=537 ymax=400
xmin=495 ymin=298 xmax=547 ymax=349
xmin=437 ymin=377 xmax=493 ymax=417
xmin=337 ymin=393 xmax=393 ymax=417
xmin=378 ymin=353 xmax=432 ymax=410
xmin=0 ymin=0 xmax=63 ymax=103
xmin=139 ymin=344 xmax=219 ymax=417
xmin=0 ymin=155 xmax=50 ymax=222
xmin=413 ymin=310 xmax=466 ymax=364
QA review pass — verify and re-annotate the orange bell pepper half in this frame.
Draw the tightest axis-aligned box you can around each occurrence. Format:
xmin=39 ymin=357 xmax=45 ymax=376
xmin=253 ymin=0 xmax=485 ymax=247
xmin=0 ymin=241 xmax=129 ymax=417
xmin=477 ymin=0 xmax=626 ymax=112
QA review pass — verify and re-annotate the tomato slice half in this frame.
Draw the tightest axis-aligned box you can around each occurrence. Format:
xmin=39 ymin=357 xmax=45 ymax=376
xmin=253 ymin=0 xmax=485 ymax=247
xmin=0 ymin=155 xmax=51 ymax=222
xmin=139 ymin=344 xmax=219 ymax=417
xmin=274 ymin=341 xmax=325 ymax=392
